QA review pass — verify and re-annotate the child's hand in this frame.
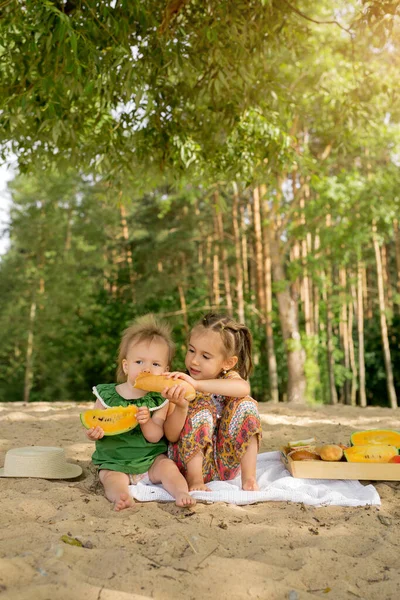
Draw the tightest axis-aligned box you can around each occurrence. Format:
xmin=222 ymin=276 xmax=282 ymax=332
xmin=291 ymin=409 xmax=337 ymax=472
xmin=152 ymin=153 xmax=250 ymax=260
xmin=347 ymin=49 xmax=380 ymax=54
xmin=164 ymin=371 xmax=198 ymax=390
xmin=162 ymin=384 xmax=190 ymax=408
xmin=86 ymin=426 xmax=104 ymax=441
xmin=136 ymin=406 xmax=151 ymax=426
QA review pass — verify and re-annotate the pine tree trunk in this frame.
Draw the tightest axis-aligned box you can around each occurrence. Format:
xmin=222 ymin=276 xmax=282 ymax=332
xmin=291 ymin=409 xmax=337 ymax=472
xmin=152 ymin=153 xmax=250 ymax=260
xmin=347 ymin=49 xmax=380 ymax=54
xmin=246 ymin=201 xmax=257 ymax=307
xmin=177 ymin=255 xmax=189 ymax=335
xmin=260 ymin=184 xmax=279 ymax=403
xmin=252 ymin=187 xmax=266 ymax=314
xmin=205 ymin=235 xmax=213 ymax=307
xmin=213 ymin=251 xmax=220 ymax=307
xmin=110 ymin=248 xmax=118 ymax=298
xmin=212 ymin=200 xmax=221 ymax=308
xmin=240 ymin=204 xmax=249 ymax=296
xmin=314 ymin=233 xmax=321 ymax=337
xmin=366 ymin=266 xmax=373 ymax=319
xmin=381 ymin=244 xmax=393 ymax=310
xmin=323 ymin=267 xmax=338 ymax=405
xmin=300 ymin=181 xmax=313 ymax=336
xmin=119 ymin=202 xmax=135 ymax=299
xmin=394 ymin=219 xmax=400 ymax=313
xmin=178 ymin=284 xmax=189 ymax=336
xmin=373 ymin=228 xmax=398 ymax=408
xmin=357 ymin=261 xmax=367 ymax=407
xmin=339 ymin=267 xmax=350 ymax=405
xmin=348 ymin=288 xmax=357 ymax=407
xmin=215 ymin=202 xmax=233 ymax=316
xmin=64 ymin=206 xmax=72 ymax=252
xmin=23 ymin=299 xmax=37 ymax=403
xmin=232 ymin=183 xmax=245 ymax=323
xmin=269 ymin=234 xmax=306 ymax=404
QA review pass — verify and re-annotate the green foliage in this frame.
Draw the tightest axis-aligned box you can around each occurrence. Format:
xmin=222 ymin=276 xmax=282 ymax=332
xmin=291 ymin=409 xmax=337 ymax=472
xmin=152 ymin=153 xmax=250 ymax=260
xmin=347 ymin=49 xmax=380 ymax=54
xmin=1 ymin=1 xmax=400 ymax=406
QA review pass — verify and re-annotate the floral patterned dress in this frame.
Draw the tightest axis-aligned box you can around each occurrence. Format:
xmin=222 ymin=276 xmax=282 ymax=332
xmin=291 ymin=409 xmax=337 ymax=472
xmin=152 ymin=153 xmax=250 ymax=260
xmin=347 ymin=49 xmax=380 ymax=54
xmin=168 ymin=371 xmax=262 ymax=482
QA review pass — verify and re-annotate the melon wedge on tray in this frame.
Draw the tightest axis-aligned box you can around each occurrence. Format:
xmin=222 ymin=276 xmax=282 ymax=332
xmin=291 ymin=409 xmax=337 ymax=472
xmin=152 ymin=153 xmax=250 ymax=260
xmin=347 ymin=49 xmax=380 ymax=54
xmin=350 ymin=429 xmax=400 ymax=449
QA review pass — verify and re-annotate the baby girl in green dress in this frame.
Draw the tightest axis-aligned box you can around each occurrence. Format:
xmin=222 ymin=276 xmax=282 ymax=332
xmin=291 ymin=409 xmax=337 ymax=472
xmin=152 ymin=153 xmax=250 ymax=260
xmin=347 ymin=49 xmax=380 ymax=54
xmin=84 ymin=314 xmax=195 ymax=511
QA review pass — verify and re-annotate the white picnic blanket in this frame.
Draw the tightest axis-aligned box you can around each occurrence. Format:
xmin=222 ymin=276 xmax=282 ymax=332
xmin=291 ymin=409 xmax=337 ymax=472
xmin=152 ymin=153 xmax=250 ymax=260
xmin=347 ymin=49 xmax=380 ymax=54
xmin=128 ymin=451 xmax=380 ymax=507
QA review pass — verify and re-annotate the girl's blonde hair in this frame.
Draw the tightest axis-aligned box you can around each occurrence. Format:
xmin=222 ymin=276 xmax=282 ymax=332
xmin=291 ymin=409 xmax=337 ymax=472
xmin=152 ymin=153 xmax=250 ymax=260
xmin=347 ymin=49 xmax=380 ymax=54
xmin=116 ymin=314 xmax=175 ymax=382
xmin=193 ymin=312 xmax=253 ymax=380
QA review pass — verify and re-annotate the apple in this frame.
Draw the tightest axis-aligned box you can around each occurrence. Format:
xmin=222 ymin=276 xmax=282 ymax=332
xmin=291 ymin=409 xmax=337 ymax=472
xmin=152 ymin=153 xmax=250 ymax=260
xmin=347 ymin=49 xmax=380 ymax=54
xmin=388 ymin=455 xmax=400 ymax=463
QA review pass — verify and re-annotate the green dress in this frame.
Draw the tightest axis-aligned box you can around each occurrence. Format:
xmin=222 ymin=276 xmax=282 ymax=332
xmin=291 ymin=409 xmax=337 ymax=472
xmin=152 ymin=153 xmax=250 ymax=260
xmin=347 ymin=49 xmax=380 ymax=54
xmin=91 ymin=383 xmax=168 ymax=474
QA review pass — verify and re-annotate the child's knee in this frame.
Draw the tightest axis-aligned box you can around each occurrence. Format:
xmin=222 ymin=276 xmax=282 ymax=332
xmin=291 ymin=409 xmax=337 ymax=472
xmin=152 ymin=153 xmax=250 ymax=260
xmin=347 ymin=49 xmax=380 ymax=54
xmin=191 ymin=408 xmax=214 ymax=431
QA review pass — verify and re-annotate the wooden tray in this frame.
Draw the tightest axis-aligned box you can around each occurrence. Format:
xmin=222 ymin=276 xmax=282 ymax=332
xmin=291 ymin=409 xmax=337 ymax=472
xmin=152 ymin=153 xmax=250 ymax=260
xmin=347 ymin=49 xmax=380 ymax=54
xmin=280 ymin=450 xmax=400 ymax=481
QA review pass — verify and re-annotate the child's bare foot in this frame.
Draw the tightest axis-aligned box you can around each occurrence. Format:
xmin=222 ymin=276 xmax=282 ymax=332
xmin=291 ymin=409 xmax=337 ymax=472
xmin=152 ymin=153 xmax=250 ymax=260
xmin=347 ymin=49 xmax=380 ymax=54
xmin=188 ymin=480 xmax=211 ymax=492
xmin=175 ymin=491 xmax=196 ymax=507
xmin=242 ymin=477 xmax=260 ymax=491
xmin=114 ymin=493 xmax=133 ymax=511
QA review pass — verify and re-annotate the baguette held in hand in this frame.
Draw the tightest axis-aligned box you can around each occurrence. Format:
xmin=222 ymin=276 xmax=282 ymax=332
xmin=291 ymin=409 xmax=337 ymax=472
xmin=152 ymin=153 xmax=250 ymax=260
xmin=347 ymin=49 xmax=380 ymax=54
xmin=133 ymin=373 xmax=196 ymax=401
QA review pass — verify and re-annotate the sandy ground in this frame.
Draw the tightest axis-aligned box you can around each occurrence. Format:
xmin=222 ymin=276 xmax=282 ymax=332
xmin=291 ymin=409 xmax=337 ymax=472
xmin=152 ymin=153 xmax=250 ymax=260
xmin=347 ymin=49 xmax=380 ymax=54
xmin=0 ymin=401 xmax=400 ymax=600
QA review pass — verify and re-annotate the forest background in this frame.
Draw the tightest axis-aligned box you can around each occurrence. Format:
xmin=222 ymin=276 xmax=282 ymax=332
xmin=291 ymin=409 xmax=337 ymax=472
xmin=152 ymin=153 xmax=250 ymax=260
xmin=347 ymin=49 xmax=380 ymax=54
xmin=0 ymin=0 xmax=399 ymax=409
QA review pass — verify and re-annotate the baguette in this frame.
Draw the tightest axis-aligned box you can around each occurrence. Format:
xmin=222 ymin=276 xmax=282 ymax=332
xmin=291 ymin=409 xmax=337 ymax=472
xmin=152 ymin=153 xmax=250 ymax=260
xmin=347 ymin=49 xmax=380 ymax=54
xmin=133 ymin=373 xmax=196 ymax=401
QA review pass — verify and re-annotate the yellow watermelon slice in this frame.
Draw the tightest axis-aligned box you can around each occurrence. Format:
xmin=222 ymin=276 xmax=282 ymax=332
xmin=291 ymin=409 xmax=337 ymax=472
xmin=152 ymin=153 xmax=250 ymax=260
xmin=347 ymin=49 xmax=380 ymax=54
xmin=350 ymin=430 xmax=400 ymax=449
xmin=80 ymin=406 xmax=138 ymax=436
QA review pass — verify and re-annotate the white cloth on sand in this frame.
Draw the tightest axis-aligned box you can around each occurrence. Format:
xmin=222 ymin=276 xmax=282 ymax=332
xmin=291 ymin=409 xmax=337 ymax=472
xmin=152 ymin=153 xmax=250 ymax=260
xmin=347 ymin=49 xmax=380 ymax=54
xmin=128 ymin=451 xmax=380 ymax=507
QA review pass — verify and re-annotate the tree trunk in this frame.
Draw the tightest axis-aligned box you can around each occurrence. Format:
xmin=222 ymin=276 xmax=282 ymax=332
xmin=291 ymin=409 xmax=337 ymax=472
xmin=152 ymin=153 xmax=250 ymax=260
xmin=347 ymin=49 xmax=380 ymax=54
xmin=178 ymin=255 xmax=189 ymax=335
xmin=213 ymin=251 xmax=220 ymax=307
xmin=269 ymin=235 xmax=306 ymax=404
xmin=323 ymin=268 xmax=338 ymax=405
xmin=246 ymin=201 xmax=257 ymax=307
xmin=119 ymin=202 xmax=135 ymax=299
xmin=373 ymin=229 xmax=398 ymax=409
xmin=215 ymin=201 xmax=233 ymax=316
xmin=240 ymin=203 xmax=249 ymax=296
xmin=24 ymin=299 xmax=37 ymax=403
xmin=232 ymin=183 xmax=245 ymax=324
xmin=381 ymin=244 xmax=393 ymax=311
xmin=357 ymin=261 xmax=367 ymax=407
xmin=313 ymin=233 xmax=321 ymax=337
xmin=205 ymin=235 xmax=213 ymax=307
xmin=348 ymin=286 xmax=357 ymax=407
xmin=64 ymin=205 xmax=72 ymax=253
xmin=260 ymin=184 xmax=279 ymax=403
xmin=300 ymin=180 xmax=313 ymax=336
xmin=394 ymin=219 xmax=400 ymax=313
xmin=366 ymin=266 xmax=373 ymax=319
xmin=252 ymin=187 xmax=266 ymax=314
xmin=339 ymin=267 xmax=350 ymax=404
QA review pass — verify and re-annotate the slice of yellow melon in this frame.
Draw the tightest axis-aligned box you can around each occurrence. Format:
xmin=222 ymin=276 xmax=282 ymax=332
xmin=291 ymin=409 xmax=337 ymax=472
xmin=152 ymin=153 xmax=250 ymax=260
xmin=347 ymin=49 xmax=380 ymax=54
xmin=80 ymin=406 xmax=138 ymax=436
xmin=350 ymin=429 xmax=400 ymax=448
xmin=344 ymin=444 xmax=398 ymax=463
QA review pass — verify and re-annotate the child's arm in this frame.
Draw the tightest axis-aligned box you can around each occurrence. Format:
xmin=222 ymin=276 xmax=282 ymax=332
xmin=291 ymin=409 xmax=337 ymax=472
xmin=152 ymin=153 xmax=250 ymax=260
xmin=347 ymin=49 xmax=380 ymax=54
xmin=162 ymin=385 xmax=189 ymax=443
xmin=138 ymin=404 xmax=168 ymax=443
xmin=85 ymin=399 xmax=105 ymax=440
xmin=168 ymin=371 xmax=250 ymax=398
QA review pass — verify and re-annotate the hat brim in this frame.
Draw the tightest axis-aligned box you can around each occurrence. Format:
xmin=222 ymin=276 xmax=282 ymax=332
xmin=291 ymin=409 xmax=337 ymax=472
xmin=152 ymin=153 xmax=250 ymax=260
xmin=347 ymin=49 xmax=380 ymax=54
xmin=0 ymin=463 xmax=82 ymax=479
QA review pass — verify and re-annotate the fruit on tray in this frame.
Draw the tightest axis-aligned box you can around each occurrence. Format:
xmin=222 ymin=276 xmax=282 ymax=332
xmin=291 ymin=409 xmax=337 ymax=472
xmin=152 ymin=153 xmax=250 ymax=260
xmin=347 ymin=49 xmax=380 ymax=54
xmin=287 ymin=449 xmax=321 ymax=461
xmin=344 ymin=444 xmax=398 ymax=463
xmin=80 ymin=405 xmax=138 ymax=435
xmin=350 ymin=429 xmax=400 ymax=448
xmin=316 ymin=444 xmax=344 ymax=462
xmin=287 ymin=438 xmax=316 ymax=448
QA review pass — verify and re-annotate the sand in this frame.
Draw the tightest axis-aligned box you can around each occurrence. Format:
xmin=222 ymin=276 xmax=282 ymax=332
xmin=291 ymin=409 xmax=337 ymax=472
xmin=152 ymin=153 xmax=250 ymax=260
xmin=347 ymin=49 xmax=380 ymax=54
xmin=0 ymin=401 xmax=400 ymax=600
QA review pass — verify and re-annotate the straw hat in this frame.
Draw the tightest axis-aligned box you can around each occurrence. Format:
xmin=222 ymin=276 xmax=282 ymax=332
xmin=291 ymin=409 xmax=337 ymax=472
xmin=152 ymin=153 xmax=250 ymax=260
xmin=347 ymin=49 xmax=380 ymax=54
xmin=0 ymin=446 xmax=82 ymax=479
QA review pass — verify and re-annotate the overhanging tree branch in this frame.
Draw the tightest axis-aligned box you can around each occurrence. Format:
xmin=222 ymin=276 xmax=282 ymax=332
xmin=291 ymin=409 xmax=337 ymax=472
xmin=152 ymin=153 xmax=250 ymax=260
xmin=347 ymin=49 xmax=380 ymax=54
xmin=280 ymin=0 xmax=353 ymax=35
